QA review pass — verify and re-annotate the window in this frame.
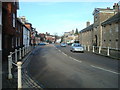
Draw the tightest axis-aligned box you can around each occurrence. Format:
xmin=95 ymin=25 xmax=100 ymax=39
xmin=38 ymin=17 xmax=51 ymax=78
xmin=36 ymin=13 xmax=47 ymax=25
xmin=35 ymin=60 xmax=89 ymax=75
xmin=0 ymin=31 xmax=1 ymax=50
xmin=18 ymin=37 xmax=20 ymax=46
xmin=95 ymin=16 xmax=97 ymax=22
xmin=13 ymin=0 xmax=16 ymax=5
xmin=115 ymin=24 xmax=118 ymax=32
xmin=12 ymin=37 xmax=14 ymax=48
xmin=13 ymin=13 xmax=15 ymax=27
xmin=16 ymin=37 xmax=17 ymax=47
xmin=0 ymin=4 xmax=2 ymax=25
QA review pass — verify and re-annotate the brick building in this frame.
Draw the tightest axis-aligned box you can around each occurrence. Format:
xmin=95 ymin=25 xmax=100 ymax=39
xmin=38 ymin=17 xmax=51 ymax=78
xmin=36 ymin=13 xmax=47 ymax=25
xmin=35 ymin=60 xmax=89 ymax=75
xmin=46 ymin=35 xmax=55 ymax=43
xmin=79 ymin=23 xmax=93 ymax=46
xmin=39 ymin=33 xmax=46 ymax=42
xmin=79 ymin=2 xmax=119 ymax=49
xmin=18 ymin=16 xmax=38 ymax=46
xmin=101 ymin=12 xmax=120 ymax=49
xmin=16 ymin=18 xmax=24 ymax=48
xmin=2 ymin=2 xmax=19 ymax=61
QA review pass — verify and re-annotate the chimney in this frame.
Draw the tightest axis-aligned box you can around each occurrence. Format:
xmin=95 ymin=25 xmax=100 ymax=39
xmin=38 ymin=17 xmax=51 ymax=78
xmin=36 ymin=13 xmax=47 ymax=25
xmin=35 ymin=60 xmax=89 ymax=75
xmin=113 ymin=3 xmax=119 ymax=12
xmin=86 ymin=21 xmax=90 ymax=27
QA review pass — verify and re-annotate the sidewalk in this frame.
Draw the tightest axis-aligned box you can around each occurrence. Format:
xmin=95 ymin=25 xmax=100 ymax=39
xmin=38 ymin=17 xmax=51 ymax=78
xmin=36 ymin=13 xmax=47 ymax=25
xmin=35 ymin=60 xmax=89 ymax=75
xmin=2 ymin=47 xmax=42 ymax=89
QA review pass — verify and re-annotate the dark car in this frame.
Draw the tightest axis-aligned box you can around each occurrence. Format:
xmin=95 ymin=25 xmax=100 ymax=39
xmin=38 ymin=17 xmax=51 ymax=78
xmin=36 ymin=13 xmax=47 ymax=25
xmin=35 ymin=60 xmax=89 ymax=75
xmin=38 ymin=42 xmax=46 ymax=45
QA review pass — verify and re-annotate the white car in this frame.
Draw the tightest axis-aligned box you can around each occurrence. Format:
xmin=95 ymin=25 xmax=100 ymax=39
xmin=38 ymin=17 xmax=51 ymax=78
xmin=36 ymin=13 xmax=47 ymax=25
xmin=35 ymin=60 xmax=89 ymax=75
xmin=70 ymin=43 xmax=84 ymax=52
xmin=60 ymin=43 xmax=67 ymax=47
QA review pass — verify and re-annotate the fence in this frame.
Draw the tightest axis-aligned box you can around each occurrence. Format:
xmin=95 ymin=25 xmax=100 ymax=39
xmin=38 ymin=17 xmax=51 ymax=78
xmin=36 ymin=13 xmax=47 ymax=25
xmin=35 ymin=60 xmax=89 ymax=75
xmin=82 ymin=45 xmax=120 ymax=59
xmin=7 ymin=46 xmax=34 ymax=88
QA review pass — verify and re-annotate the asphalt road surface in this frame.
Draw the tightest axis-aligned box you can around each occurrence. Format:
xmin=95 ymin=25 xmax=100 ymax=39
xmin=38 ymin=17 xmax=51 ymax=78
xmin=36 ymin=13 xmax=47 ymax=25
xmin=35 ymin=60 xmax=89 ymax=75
xmin=27 ymin=44 xmax=119 ymax=88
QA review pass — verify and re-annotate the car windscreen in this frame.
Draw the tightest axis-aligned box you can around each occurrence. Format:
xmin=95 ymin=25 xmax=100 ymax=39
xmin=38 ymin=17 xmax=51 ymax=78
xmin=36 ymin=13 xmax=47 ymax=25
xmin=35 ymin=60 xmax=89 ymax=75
xmin=74 ymin=44 xmax=81 ymax=47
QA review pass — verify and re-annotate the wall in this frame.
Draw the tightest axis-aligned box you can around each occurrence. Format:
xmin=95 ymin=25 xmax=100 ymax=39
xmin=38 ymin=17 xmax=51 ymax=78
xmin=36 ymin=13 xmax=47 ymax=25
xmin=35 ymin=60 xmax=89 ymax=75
xmin=102 ymin=22 xmax=119 ymax=49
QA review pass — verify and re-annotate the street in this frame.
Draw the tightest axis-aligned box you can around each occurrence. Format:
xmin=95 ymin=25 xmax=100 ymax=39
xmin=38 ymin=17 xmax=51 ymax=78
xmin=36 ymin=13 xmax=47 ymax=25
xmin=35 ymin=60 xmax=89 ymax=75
xmin=27 ymin=44 xmax=119 ymax=88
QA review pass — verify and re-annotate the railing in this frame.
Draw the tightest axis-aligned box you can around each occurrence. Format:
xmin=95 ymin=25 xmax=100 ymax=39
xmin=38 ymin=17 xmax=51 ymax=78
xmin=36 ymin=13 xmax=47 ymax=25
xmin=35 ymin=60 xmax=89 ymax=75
xmin=7 ymin=46 xmax=34 ymax=89
xmin=82 ymin=45 xmax=120 ymax=59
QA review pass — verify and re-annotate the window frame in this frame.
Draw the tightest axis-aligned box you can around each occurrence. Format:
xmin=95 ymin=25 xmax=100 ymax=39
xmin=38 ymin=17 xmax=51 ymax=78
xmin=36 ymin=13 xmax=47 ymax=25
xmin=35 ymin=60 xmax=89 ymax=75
xmin=13 ymin=13 xmax=16 ymax=28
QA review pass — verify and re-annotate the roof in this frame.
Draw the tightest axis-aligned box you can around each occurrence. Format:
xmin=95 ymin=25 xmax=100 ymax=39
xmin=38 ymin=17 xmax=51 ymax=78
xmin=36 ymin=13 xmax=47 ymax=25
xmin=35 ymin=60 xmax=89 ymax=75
xmin=101 ymin=12 xmax=120 ymax=25
xmin=93 ymin=8 xmax=114 ymax=15
xmin=79 ymin=24 xmax=93 ymax=33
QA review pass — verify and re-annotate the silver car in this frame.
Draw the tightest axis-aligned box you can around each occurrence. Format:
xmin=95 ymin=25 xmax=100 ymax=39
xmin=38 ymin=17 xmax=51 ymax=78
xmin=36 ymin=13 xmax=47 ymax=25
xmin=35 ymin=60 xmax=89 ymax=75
xmin=60 ymin=43 xmax=67 ymax=47
xmin=70 ymin=43 xmax=84 ymax=52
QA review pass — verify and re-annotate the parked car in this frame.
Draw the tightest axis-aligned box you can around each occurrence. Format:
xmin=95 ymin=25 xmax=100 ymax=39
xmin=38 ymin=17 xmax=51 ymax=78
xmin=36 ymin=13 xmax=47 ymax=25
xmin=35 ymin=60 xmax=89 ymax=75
xmin=70 ymin=43 xmax=84 ymax=52
xmin=60 ymin=43 xmax=67 ymax=47
xmin=38 ymin=42 xmax=46 ymax=45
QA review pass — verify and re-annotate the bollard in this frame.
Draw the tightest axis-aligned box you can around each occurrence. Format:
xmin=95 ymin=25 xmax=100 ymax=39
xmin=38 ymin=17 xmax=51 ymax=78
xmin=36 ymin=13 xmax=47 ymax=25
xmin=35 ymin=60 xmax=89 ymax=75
xmin=19 ymin=48 xmax=21 ymax=60
xmin=10 ymin=52 xmax=13 ymax=68
xmin=8 ymin=55 xmax=12 ymax=79
xmin=107 ymin=47 xmax=110 ymax=56
xmin=99 ymin=46 xmax=101 ymax=54
xmin=88 ymin=45 xmax=90 ymax=51
xmin=84 ymin=45 xmax=86 ymax=50
xmin=17 ymin=61 xmax=22 ymax=89
xmin=15 ymin=49 xmax=17 ymax=63
xmin=93 ymin=46 xmax=95 ymax=53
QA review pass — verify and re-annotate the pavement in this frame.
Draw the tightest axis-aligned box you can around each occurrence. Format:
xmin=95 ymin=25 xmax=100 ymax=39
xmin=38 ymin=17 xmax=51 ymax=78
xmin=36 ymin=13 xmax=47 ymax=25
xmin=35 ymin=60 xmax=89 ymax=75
xmin=2 ymin=47 xmax=42 ymax=89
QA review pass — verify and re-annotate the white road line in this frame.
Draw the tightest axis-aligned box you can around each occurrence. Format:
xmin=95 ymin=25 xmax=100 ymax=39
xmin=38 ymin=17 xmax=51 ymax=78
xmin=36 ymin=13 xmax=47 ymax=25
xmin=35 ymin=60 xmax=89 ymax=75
xmin=62 ymin=52 xmax=68 ymax=56
xmin=91 ymin=65 xmax=120 ymax=75
xmin=58 ymin=50 xmax=61 ymax=52
xmin=55 ymin=47 xmax=82 ymax=63
xmin=69 ymin=56 xmax=82 ymax=63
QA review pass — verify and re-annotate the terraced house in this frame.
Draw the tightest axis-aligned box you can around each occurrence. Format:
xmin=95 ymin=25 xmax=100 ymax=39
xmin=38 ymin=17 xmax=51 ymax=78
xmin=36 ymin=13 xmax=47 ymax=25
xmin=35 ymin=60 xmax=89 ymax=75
xmin=79 ymin=2 xmax=119 ymax=50
xmin=2 ymin=2 xmax=19 ymax=61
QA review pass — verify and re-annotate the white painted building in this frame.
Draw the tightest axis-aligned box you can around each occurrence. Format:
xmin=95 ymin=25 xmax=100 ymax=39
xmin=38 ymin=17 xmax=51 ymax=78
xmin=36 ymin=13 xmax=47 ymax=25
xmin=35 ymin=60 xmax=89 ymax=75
xmin=0 ymin=2 xmax=2 ymax=51
xmin=23 ymin=26 xmax=30 ymax=47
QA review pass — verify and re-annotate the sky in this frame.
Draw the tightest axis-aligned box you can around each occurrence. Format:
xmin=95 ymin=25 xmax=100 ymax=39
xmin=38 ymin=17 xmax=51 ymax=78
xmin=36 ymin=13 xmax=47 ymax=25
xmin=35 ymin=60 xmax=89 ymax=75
xmin=17 ymin=1 xmax=119 ymax=36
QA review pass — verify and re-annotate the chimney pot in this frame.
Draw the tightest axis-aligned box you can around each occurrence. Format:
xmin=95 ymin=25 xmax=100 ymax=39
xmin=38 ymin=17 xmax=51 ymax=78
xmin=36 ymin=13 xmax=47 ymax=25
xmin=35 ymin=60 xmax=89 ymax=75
xmin=86 ymin=21 xmax=90 ymax=27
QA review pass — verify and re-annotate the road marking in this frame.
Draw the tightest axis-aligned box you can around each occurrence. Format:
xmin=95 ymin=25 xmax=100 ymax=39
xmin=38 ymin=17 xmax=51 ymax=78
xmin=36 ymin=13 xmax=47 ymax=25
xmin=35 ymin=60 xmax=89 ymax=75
xmin=62 ymin=52 xmax=68 ymax=56
xmin=69 ymin=56 xmax=82 ymax=63
xmin=91 ymin=65 xmax=120 ymax=74
xmin=55 ymin=46 xmax=82 ymax=63
xmin=58 ymin=50 xmax=61 ymax=52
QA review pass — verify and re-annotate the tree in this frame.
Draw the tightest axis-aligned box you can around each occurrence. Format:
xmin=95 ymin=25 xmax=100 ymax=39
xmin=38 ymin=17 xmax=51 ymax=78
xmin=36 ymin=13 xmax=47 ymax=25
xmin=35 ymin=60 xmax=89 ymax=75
xmin=75 ymin=28 xmax=79 ymax=35
xmin=60 ymin=36 xmax=64 ymax=43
